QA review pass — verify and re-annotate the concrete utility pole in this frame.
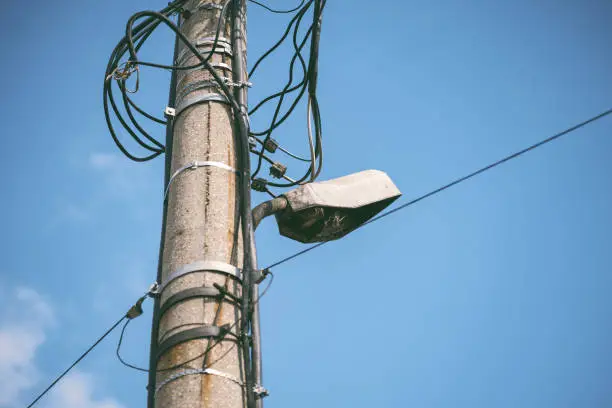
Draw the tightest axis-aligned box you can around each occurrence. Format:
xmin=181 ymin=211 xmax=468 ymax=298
xmin=150 ymin=1 xmax=253 ymax=408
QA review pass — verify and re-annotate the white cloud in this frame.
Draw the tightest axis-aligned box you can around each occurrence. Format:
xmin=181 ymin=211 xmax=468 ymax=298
xmin=44 ymin=372 xmax=124 ymax=408
xmin=15 ymin=287 xmax=55 ymax=324
xmin=0 ymin=286 xmax=124 ymax=408
xmin=0 ymin=287 xmax=53 ymax=407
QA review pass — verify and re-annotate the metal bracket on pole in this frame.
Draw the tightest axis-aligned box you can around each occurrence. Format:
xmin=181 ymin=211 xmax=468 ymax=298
xmin=159 ymin=260 xmax=242 ymax=294
xmin=164 ymin=106 xmax=176 ymax=118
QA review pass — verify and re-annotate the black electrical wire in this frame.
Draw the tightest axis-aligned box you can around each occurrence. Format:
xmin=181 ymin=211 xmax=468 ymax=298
xmin=201 ymin=277 xmax=230 ymax=370
xmin=124 ymin=1 xmax=231 ymax=72
xmin=119 ymin=80 xmax=165 ymax=150
xmin=250 ymin=1 xmax=323 ymax=182
xmin=249 ymin=0 xmax=325 ymax=164
xmin=247 ymin=9 xmax=314 ymax=120
xmin=249 ymin=81 xmax=305 ymax=116
xmin=248 ymin=0 xmax=306 ymax=14
xmin=249 ymin=3 xmax=314 ymax=136
xmin=103 ymin=3 xmax=182 ymax=161
xmin=264 ymin=94 xmax=322 ymax=187
xmin=249 ymin=0 xmax=313 ymax=78
xmin=247 ymin=2 xmax=316 ymax=117
xmin=147 ymin=24 xmax=180 ymax=408
xmin=251 ymin=136 xmax=311 ymax=162
xmin=229 ymin=3 xmax=259 ymax=407
xmin=126 ymin=94 xmax=167 ymax=125
xmin=121 ymin=11 xmax=242 ymax=113
xmin=116 ymin=271 xmax=275 ymax=374
xmin=104 ymin=0 xmax=231 ymax=162
xmin=105 ymin=80 xmax=164 ymax=155
xmin=264 ymin=107 xmax=612 ymax=270
xmin=116 ymin=319 xmax=148 ymax=372
xmin=25 ymin=315 xmax=127 ymax=408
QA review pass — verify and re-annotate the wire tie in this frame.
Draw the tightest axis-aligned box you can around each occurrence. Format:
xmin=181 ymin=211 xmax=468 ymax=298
xmin=253 ymin=384 xmax=269 ymax=398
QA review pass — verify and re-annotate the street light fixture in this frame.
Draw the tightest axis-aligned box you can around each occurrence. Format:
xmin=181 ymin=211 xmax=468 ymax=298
xmin=252 ymin=170 xmax=401 ymax=243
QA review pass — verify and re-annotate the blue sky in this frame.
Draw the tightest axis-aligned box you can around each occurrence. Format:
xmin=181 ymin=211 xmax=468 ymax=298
xmin=1 ymin=1 xmax=611 ymax=407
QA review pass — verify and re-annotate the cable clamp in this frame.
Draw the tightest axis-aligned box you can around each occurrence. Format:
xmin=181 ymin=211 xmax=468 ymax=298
xmin=164 ymin=107 xmax=176 ymax=118
xmin=269 ymin=162 xmax=287 ymax=179
xmin=251 ymin=178 xmax=269 ymax=193
xmin=155 ymin=367 xmax=243 ymax=395
xmin=248 ymin=136 xmax=257 ymax=150
xmin=148 ymin=282 xmax=160 ymax=297
xmin=253 ymin=384 xmax=269 ymax=398
xmin=263 ymin=138 xmax=279 ymax=153
xmin=253 ymin=268 xmax=270 ymax=285
xmin=106 ymin=61 xmax=138 ymax=82
xmin=126 ymin=296 xmax=146 ymax=320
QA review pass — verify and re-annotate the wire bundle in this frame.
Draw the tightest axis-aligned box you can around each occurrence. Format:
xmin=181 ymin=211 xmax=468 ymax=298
xmin=103 ymin=0 xmax=326 ymax=194
xmin=248 ymin=0 xmax=326 ymax=193
xmin=103 ymin=0 xmax=235 ymax=162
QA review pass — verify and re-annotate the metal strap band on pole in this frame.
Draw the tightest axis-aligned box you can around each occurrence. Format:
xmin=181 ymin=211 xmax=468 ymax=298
xmin=159 ymin=260 xmax=242 ymax=293
xmin=176 ymin=80 xmax=225 ymax=104
xmin=156 ymin=326 xmax=234 ymax=360
xmin=175 ymin=92 xmax=230 ymax=118
xmin=158 ymin=286 xmax=239 ymax=318
xmin=197 ymin=36 xmax=233 ymax=46
xmin=175 ymin=40 xmax=233 ymax=67
xmin=182 ymin=61 xmax=234 ymax=75
xmin=164 ymin=161 xmax=238 ymax=200
xmin=155 ymin=367 xmax=243 ymax=396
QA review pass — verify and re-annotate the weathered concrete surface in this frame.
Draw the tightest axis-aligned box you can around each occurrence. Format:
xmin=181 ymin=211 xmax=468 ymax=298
xmin=156 ymin=1 xmax=246 ymax=408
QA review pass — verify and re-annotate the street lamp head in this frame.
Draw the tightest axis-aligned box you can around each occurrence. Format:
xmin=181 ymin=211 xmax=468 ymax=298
xmin=275 ymin=170 xmax=401 ymax=243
